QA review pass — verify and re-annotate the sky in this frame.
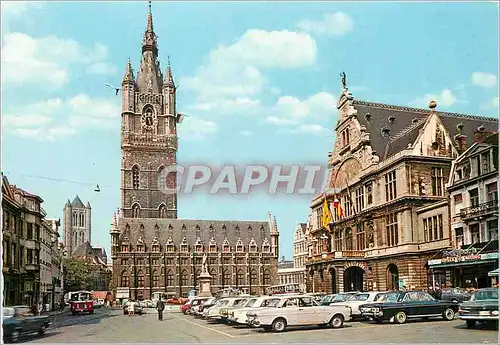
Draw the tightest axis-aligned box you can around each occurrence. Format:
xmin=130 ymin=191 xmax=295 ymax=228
xmin=1 ymin=1 xmax=499 ymax=260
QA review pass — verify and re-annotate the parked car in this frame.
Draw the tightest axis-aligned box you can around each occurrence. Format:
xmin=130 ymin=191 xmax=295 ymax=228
xmin=219 ymin=298 xmax=250 ymax=322
xmin=180 ymin=300 xmax=194 ymax=314
xmin=188 ymin=298 xmax=210 ymax=314
xmin=246 ymin=295 xmax=351 ymax=332
xmin=335 ymin=291 xmax=384 ymax=319
xmin=193 ymin=297 xmax=216 ymax=316
xmin=2 ymin=306 xmax=52 ymax=343
xmin=321 ymin=294 xmax=337 ymax=306
xmin=329 ymin=292 xmax=358 ymax=304
xmin=359 ymin=290 xmax=458 ymax=324
xmin=458 ymin=287 xmax=499 ymax=329
xmin=205 ymin=297 xmax=243 ymax=320
xmin=122 ymin=301 xmax=144 ymax=315
xmin=228 ymin=296 xmax=275 ymax=324
xmin=441 ymin=288 xmax=471 ymax=303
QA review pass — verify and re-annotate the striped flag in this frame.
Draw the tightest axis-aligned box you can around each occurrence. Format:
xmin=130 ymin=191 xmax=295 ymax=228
xmin=332 ymin=198 xmax=343 ymax=219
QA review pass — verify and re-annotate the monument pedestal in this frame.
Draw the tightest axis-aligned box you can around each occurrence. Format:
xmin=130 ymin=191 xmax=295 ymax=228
xmin=198 ymin=272 xmax=212 ymax=297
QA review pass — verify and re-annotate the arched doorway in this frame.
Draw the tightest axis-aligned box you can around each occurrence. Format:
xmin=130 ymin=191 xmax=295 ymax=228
xmin=330 ymin=267 xmax=337 ymax=294
xmin=343 ymin=266 xmax=364 ymax=292
xmin=387 ymin=264 xmax=399 ymax=291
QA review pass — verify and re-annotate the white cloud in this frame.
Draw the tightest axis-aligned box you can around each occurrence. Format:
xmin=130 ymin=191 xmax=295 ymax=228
xmin=240 ymin=130 xmax=253 ymax=137
xmin=291 ymin=124 xmax=331 ymax=135
xmin=265 ymin=116 xmax=298 ymax=126
xmin=297 ymin=12 xmax=354 ymax=37
xmin=3 ymin=94 xmax=120 ymax=141
xmin=178 ymin=117 xmax=218 ymax=141
xmin=180 ymin=29 xmax=317 ymax=103
xmin=2 ymin=32 xmax=116 ymax=88
xmin=410 ymin=89 xmax=460 ymax=108
xmin=1 ymin=1 xmax=46 ymax=31
xmin=491 ymin=96 xmax=499 ymax=109
xmin=271 ymin=92 xmax=337 ymax=121
xmin=471 ymin=72 xmax=497 ymax=88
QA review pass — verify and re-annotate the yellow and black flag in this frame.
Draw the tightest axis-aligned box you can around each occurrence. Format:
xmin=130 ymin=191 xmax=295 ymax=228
xmin=321 ymin=196 xmax=333 ymax=231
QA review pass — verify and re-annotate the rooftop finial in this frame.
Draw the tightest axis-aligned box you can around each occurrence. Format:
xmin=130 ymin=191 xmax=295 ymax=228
xmin=340 ymin=71 xmax=347 ymax=90
xmin=148 ymin=0 xmax=152 ymax=13
xmin=167 ymin=55 xmax=171 ymax=68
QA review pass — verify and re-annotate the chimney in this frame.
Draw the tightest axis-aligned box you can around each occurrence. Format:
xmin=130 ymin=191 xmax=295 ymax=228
xmin=473 ymin=125 xmax=489 ymax=144
xmin=454 ymin=123 xmax=467 ymax=154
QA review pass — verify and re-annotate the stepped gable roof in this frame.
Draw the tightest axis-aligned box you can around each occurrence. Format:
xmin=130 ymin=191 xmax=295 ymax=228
xmin=71 ymin=195 xmax=85 ymax=208
xmin=353 ymin=100 xmax=498 ymax=161
xmin=117 ymin=219 xmax=271 ymax=246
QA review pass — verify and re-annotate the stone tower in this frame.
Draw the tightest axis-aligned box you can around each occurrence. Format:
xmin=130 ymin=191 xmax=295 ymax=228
xmin=63 ymin=195 xmax=92 ymax=256
xmin=120 ymin=1 xmax=178 ymax=220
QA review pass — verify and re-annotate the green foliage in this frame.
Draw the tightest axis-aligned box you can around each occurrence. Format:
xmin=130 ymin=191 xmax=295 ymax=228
xmin=63 ymin=258 xmax=92 ymax=291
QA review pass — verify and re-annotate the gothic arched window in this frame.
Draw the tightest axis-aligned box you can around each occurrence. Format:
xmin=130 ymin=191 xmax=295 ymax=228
xmin=120 ymin=271 xmax=130 ymax=287
xmin=72 ymin=214 xmax=77 ymax=226
xmin=152 ymin=270 xmax=159 ymax=287
xmin=132 ymin=165 xmax=140 ymax=189
xmin=181 ymin=270 xmax=189 ymax=287
xmin=166 ymin=270 xmax=174 ymax=286
xmin=132 ymin=204 xmax=140 ymax=218
xmin=263 ymin=269 xmax=271 ymax=286
xmin=159 ymin=204 xmax=166 ymax=218
xmin=236 ymin=270 xmax=244 ymax=287
xmin=137 ymin=270 xmax=145 ymax=287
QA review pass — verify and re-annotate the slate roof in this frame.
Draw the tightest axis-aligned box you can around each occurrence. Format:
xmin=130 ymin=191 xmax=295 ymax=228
xmin=118 ymin=218 xmax=272 ymax=247
xmin=73 ymin=241 xmax=94 ymax=256
xmin=353 ymin=100 xmax=498 ymax=161
xmin=71 ymin=195 xmax=85 ymax=208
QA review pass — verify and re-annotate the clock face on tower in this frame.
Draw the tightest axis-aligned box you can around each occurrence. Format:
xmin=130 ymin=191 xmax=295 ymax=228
xmin=141 ymin=108 xmax=154 ymax=131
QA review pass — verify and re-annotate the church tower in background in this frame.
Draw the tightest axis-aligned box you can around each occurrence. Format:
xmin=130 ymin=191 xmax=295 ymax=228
xmin=120 ymin=1 xmax=179 ymax=220
xmin=63 ymin=195 xmax=92 ymax=256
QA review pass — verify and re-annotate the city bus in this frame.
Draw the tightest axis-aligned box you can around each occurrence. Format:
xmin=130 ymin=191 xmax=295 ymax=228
xmin=69 ymin=291 xmax=94 ymax=315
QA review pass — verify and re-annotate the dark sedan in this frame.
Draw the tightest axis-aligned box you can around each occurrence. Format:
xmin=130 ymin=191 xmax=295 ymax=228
xmin=458 ymin=288 xmax=499 ymax=329
xmin=359 ymin=290 xmax=458 ymax=324
xmin=2 ymin=306 xmax=52 ymax=343
xmin=441 ymin=288 xmax=471 ymax=303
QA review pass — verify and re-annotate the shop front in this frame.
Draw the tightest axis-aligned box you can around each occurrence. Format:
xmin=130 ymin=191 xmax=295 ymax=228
xmin=427 ymin=252 xmax=499 ymax=289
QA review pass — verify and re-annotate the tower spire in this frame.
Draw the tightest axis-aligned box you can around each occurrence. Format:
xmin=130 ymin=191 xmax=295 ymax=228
xmin=122 ymin=58 xmax=135 ymax=84
xmin=142 ymin=0 xmax=157 ymax=55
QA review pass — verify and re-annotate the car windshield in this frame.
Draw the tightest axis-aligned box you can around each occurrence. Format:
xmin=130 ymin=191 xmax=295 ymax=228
xmin=331 ymin=294 xmax=352 ymax=302
xmin=471 ymin=290 xmax=499 ymax=301
xmin=3 ymin=308 xmax=15 ymax=318
xmin=219 ymin=300 xmax=229 ymax=306
xmin=266 ymin=298 xmax=282 ymax=307
xmin=351 ymin=294 xmax=370 ymax=301
xmin=234 ymin=299 xmax=247 ymax=307
xmin=376 ymin=293 xmax=400 ymax=302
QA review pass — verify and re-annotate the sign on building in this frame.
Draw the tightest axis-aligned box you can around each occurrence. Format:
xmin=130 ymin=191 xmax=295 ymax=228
xmin=116 ymin=287 xmax=130 ymax=299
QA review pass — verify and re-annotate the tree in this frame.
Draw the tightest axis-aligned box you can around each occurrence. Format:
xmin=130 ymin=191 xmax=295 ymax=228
xmin=63 ymin=258 xmax=92 ymax=291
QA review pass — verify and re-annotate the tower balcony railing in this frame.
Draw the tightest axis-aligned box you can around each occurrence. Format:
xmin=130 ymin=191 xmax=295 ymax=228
xmin=459 ymin=200 xmax=498 ymax=220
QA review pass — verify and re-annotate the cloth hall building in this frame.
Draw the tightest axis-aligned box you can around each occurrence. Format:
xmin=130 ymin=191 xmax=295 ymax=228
xmin=306 ymin=80 xmax=498 ymax=293
xmin=109 ymin=4 xmax=279 ymax=300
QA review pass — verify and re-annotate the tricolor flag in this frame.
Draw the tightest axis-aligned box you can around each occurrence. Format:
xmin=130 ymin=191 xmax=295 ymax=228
xmin=176 ymin=112 xmax=187 ymax=124
xmin=332 ymin=198 xmax=343 ymax=219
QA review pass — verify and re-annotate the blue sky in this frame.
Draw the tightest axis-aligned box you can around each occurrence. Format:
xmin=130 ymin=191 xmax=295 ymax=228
xmin=2 ymin=1 xmax=498 ymax=259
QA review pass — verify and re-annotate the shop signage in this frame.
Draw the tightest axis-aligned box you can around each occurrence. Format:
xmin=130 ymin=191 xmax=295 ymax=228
xmin=116 ymin=287 xmax=130 ymax=299
xmin=428 ymin=252 xmax=499 ymax=266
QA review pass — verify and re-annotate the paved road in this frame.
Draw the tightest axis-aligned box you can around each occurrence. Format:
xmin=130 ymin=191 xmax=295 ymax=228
xmin=29 ymin=309 xmax=498 ymax=343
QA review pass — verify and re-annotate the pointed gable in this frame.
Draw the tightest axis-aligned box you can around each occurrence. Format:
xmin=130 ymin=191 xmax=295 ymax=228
xmin=71 ymin=195 xmax=85 ymax=208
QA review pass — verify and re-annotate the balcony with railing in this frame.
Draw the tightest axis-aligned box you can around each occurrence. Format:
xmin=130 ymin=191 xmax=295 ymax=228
xmin=459 ymin=200 xmax=498 ymax=220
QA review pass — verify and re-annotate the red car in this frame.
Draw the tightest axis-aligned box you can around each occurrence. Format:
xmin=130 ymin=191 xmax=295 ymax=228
xmin=180 ymin=300 xmax=193 ymax=314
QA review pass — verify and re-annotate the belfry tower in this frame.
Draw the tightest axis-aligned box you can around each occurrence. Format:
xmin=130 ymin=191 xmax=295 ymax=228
xmin=120 ymin=1 xmax=179 ymax=220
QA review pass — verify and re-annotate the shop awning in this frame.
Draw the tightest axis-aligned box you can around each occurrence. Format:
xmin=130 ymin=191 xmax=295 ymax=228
xmin=488 ymin=268 xmax=499 ymax=277
xmin=428 ymin=259 xmax=498 ymax=269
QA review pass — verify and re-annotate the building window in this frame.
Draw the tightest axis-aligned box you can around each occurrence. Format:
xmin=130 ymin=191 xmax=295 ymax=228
xmin=263 ymin=269 xmax=271 ymax=286
xmin=181 ymin=270 xmax=189 ymax=287
xmin=152 ymin=272 xmax=159 ymax=287
xmin=137 ymin=271 xmax=145 ymax=287
xmin=152 ymin=258 xmax=159 ymax=265
xmin=423 ymin=215 xmax=443 ymax=242
xmin=456 ymin=168 xmax=463 ymax=181
xmin=236 ymin=270 xmax=244 ymax=287
xmin=166 ymin=244 xmax=175 ymax=253
xmin=487 ymin=183 xmax=498 ymax=202
xmin=487 ymin=220 xmax=498 ymax=242
xmin=166 ymin=258 xmax=174 ymax=265
xmin=166 ymin=271 xmax=174 ymax=286
xmin=431 ymin=168 xmax=444 ymax=196
xmin=209 ymin=244 xmax=217 ymax=253
xmin=343 ymin=195 xmax=352 ymax=217
xmin=250 ymin=269 xmax=258 ymax=286
xmin=386 ymin=213 xmax=398 ymax=247
xmin=341 ymin=128 xmax=350 ymax=147
xmin=132 ymin=204 xmax=140 ymax=218
xmin=27 ymin=223 xmax=33 ymax=240
xmin=120 ymin=273 xmax=130 ymax=287
xmin=385 ymin=170 xmax=397 ymax=201
xmin=470 ymin=224 xmax=480 ymax=244
xmin=355 ymin=187 xmax=364 ymax=213
xmin=455 ymin=227 xmax=464 ymax=248
xmin=316 ymin=208 xmax=323 ymax=229
xmin=121 ymin=245 xmax=129 ymax=252
xmin=345 ymin=228 xmax=353 ymax=251
xmin=121 ymin=259 xmax=128 ymax=265
xmin=469 ymin=189 xmax=479 ymax=207
xmin=136 ymin=258 xmax=144 ymax=266
xmin=159 ymin=205 xmax=166 ymax=218
xmin=481 ymin=152 xmax=491 ymax=173
xmin=453 ymin=194 xmax=463 ymax=215
xmin=334 ymin=231 xmax=343 ymax=251
xmin=365 ymin=183 xmax=373 ymax=205
xmin=132 ymin=165 xmax=140 ymax=189
xmin=356 ymin=224 xmax=365 ymax=251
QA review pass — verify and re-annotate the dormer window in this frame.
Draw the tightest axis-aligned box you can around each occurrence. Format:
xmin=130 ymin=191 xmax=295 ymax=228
xmin=249 ymin=239 xmax=257 ymax=253
xmin=341 ymin=128 xmax=350 ymax=147
xmin=262 ymin=238 xmax=270 ymax=253
xmin=209 ymin=237 xmax=217 ymax=253
xmin=152 ymin=238 xmax=160 ymax=252
xmin=121 ymin=244 xmax=130 ymax=252
xmin=180 ymin=237 xmax=189 ymax=252
xmin=166 ymin=238 xmax=175 ymax=253
xmin=222 ymin=238 xmax=230 ymax=253
xmin=195 ymin=237 xmax=203 ymax=253
xmin=236 ymin=238 xmax=244 ymax=252
xmin=136 ymin=244 xmax=145 ymax=253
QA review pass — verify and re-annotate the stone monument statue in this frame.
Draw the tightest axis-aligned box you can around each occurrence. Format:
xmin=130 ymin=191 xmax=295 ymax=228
xmin=201 ymin=253 xmax=208 ymax=274
xmin=198 ymin=253 xmax=212 ymax=297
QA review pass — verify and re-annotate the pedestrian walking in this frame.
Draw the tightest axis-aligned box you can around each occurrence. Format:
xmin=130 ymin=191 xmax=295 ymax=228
xmin=156 ymin=299 xmax=165 ymax=321
xmin=128 ymin=300 xmax=135 ymax=317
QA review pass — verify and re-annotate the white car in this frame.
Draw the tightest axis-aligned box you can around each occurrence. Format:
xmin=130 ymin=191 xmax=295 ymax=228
xmin=228 ymin=296 xmax=275 ymax=324
xmin=246 ymin=295 xmax=351 ymax=332
xmin=334 ymin=292 xmax=384 ymax=317
xmin=204 ymin=297 xmax=244 ymax=320
xmin=219 ymin=298 xmax=250 ymax=321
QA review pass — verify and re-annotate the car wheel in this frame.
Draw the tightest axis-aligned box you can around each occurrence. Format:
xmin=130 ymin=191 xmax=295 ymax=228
xmin=394 ymin=311 xmax=407 ymax=324
xmin=466 ymin=320 xmax=476 ymax=329
xmin=9 ymin=330 xmax=20 ymax=343
xmin=271 ymin=318 xmax=287 ymax=332
xmin=329 ymin=314 xmax=344 ymax=329
xmin=443 ymin=308 xmax=455 ymax=321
